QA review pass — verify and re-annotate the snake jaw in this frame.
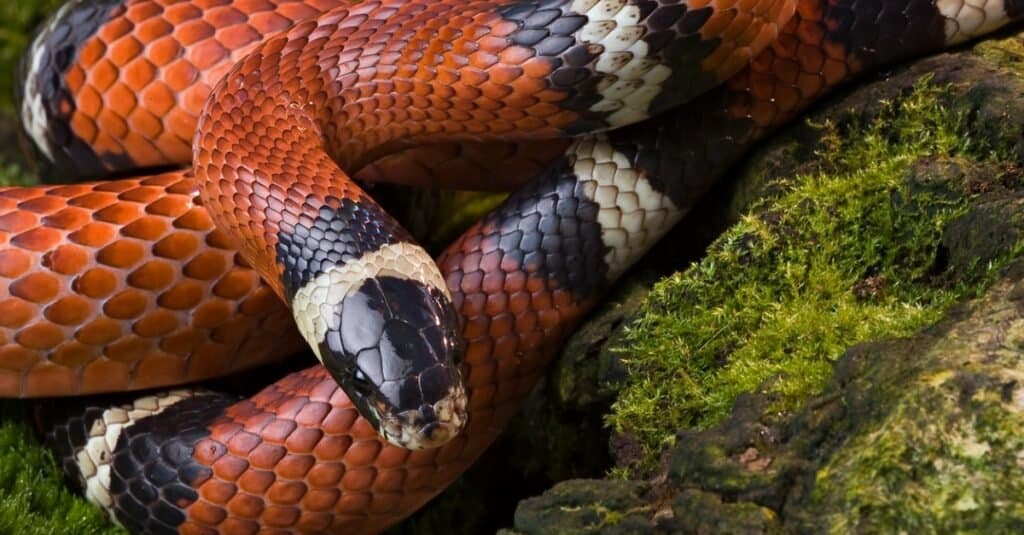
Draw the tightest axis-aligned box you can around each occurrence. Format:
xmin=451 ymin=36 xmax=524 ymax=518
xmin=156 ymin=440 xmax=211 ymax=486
xmin=379 ymin=383 xmax=468 ymax=450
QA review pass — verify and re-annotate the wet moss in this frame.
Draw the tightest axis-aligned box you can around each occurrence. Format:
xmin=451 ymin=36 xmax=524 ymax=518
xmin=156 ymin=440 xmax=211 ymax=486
xmin=607 ymin=79 xmax=1023 ymax=474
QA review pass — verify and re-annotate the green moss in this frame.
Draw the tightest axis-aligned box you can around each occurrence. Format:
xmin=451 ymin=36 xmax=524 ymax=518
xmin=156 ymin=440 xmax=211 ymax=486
xmin=511 ymin=479 xmax=655 ymax=534
xmin=607 ymin=79 xmax=1019 ymax=473
xmin=0 ymin=0 xmax=62 ymax=113
xmin=811 ymin=380 xmax=1024 ymax=531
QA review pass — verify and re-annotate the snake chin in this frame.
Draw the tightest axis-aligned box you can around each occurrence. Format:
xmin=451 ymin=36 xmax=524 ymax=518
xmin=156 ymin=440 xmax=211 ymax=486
xmin=378 ymin=384 xmax=468 ymax=450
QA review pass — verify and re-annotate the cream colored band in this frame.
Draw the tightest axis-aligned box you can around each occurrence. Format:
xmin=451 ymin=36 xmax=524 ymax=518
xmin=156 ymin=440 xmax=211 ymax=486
xmin=290 ymin=241 xmax=450 ymax=362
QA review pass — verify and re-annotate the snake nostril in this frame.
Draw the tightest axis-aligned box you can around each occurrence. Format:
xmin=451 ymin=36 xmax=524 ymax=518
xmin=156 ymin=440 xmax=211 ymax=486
xmin=419 ymin=403 xmax=437 ymax=422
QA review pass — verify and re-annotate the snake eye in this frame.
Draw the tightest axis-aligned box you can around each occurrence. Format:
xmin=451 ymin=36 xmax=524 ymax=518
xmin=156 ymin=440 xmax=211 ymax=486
xmin=352 ymin=368 xmax=373 ymax=394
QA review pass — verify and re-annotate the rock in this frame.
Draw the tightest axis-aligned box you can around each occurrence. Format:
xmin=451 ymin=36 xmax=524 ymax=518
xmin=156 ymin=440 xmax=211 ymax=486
xmin=509 ymin=479 xmax=653 ymax=534
xmin=782 ymin=265 xmax=1024 ymax=531
xmin=941 ymin=188 xmax=1024 ymax=274
xmin=514 ymin=260 xmax=1024 ymax=532
xmin=503 ymin=31 xmax=1024 ymax=535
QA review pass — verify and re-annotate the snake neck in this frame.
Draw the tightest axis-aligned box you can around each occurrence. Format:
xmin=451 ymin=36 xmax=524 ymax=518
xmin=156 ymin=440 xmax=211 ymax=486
xmin=192 ymin=75 xmax=468 ymax=448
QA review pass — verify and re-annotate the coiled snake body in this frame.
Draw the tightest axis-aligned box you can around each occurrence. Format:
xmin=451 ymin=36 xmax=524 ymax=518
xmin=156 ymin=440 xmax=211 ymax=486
xmin=3 ymin=0 xmax=1020 ymax=532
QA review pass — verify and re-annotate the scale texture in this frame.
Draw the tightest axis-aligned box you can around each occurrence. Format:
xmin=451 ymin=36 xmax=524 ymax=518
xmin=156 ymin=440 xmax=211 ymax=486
xmin=11 ymin=0 xmax=1023 ymax=533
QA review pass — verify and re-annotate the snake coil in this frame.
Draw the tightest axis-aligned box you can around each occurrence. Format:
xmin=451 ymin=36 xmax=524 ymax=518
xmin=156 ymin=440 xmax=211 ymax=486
xmin=2 ymin=0 xmax=1020 ymax=532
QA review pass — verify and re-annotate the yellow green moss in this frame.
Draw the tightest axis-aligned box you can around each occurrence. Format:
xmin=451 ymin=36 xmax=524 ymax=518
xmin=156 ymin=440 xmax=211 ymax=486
xmin=607 ymin=80 xmax=1021 ymax=473
xmin=971 ymin=34 xmax=1024 ymax=74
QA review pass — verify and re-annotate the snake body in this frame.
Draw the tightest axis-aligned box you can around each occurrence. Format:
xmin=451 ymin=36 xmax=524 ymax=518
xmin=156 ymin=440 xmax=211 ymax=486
xmin=5 ymin=0 xmax=1021 ymax=533
xmin=18 ymin=0 xmax=807 ymax=452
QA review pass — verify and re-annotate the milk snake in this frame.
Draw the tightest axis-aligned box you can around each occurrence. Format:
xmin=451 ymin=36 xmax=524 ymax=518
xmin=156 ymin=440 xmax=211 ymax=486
xmin=3 ymin=0 xmax=1020 ymax=533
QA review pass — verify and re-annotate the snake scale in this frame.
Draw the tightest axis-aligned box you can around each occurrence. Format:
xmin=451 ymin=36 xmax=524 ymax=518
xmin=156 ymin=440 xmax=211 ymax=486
xmin=0 ymin=0 xmax=1018 ymax=532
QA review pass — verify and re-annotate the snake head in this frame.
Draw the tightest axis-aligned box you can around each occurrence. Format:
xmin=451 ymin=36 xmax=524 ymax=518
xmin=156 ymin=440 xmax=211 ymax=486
xmin=289 ymin=242 xmax=467 ymax=450
xmin=328 ymin=276 xmax=467 ymax=450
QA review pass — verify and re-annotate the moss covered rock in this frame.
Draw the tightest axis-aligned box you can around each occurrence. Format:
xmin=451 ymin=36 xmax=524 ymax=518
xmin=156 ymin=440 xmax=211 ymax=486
xmin=507 ymin=32 xmax=1024 ymax=534
xmin=512 ymin=261 xmax=1024 ymax=532
xmin=786 ymin=268 xmax=1024 ymax=531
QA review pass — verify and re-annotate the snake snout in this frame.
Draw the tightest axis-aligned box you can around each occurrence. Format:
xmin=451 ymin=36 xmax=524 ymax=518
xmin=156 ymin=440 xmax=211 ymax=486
xmin=409 ymin=395 xmax=467 ymax=449
xmin=370 ymin=383 xmax=470 ymax=450
xmin=363 ymin=277 xmax=467 ymax=449
xmin=381 ymin=379 xmax=468 ymax=450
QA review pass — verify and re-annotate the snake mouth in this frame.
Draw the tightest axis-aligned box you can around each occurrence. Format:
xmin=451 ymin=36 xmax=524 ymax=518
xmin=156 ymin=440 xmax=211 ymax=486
xmin=377 ymin=384 xmax=468 ymax=450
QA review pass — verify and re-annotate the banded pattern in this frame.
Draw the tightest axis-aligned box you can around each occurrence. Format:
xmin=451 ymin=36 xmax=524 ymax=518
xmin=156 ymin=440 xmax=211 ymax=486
xmin=41 ymin=390 xmax=237 ymax=533
xmin=186 ymin=0 xmax=794 ymax=451
xmin=18 ymin=0 xmax=351 ymax=177
xmin=42 ymin=390 xmax=207 ymax=516
xmin=19 ymin=0 xmax=796 ymax=178
xmin=18 ymin=0 xmax=122 ymax=170
xmin=15 ymin=0 xmax=1024 ymax=533
xmin=570 ymin=135 xmax=679 ymax=279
